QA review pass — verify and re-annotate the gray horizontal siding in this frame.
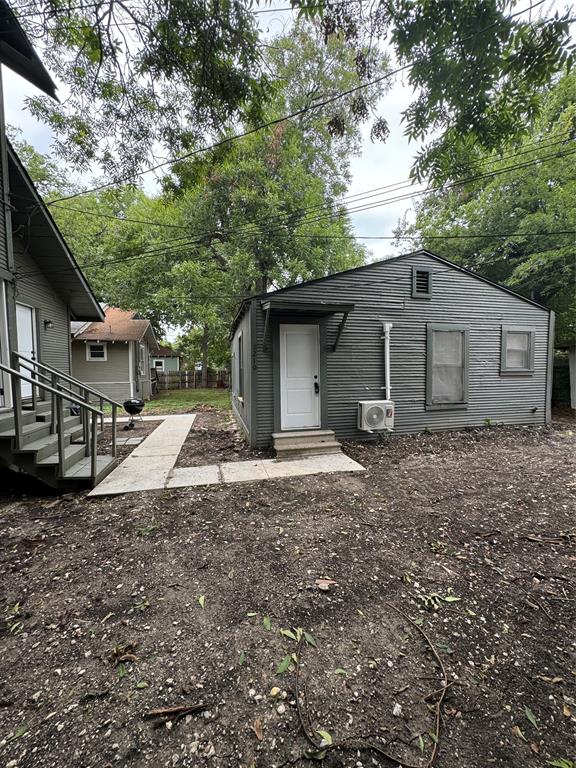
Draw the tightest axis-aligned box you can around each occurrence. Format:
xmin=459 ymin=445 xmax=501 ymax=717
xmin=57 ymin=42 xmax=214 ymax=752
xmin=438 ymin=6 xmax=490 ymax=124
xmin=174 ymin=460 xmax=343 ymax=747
xmin=13 ymin=238 xmax=70 ymax=374
xmin=231 ymin=307 xmax=252 ymax=441
xmin=250 ymin=253 xmax=550 ymax=447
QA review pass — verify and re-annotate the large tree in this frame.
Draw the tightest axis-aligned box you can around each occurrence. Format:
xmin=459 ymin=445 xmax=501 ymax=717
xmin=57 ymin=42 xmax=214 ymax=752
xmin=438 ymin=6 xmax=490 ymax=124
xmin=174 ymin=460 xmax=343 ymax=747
xmin=13 ymin=0 xmax=575 ymax=183
xmin=395 ymin=71 xmax=576 ymax=345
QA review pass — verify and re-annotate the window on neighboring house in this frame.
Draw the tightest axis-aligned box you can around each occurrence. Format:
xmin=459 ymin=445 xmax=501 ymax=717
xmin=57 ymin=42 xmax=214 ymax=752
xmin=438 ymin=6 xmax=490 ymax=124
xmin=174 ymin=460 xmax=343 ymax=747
xmin=412 ymin=267 xmax=432 ymax=298
xmin=237 ymin=333 xmax=244 ymax=399
xmin=86 ymin=343 xmax=107 ymax=361
xmin=154 ymin=360 xmax=164 ymax=371
xmin=427 ymin=324 xmax=469 ymax=408
xmin=501 ymin=326 xmax=535 ymax=375
xmin=138 ymin=343 xmax=145 ymax=375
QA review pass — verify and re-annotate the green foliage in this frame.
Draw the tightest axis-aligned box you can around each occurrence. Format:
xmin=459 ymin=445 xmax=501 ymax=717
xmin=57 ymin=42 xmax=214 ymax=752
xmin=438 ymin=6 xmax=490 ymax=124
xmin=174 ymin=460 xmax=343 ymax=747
xmin=17 ymin=0 xmax=269 ymax=177
xmin=24 ymin=24 xmax=376 ymax=366
xmin=396 ymin=72 xmax=576 ymax=344
xmin=296 ymin=0 xmax=575 ymax=182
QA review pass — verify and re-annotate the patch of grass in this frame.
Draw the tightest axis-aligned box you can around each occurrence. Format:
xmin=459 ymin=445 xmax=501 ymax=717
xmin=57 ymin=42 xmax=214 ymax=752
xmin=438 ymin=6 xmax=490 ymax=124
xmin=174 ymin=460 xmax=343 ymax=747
xmin=105 ymin=388 xmax=231 ymax=415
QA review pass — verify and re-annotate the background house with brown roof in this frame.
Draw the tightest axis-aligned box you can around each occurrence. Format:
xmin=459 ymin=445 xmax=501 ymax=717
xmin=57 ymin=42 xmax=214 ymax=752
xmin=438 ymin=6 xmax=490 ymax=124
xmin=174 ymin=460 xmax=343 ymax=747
xmin=71 ymin=307 xmax=159 ymax=402
xmin=150 ymin=343 xmax=182 ymax=373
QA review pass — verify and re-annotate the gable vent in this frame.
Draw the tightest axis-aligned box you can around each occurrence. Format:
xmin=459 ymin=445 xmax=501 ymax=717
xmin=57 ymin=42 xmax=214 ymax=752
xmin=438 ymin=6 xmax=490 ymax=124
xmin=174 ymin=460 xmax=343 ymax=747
xmin=412 ymin=267 xmax=432 ymax=298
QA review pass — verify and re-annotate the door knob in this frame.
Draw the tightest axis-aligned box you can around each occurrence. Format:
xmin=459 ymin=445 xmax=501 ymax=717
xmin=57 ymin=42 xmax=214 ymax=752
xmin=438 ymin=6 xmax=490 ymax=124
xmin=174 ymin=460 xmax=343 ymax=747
xmin=314 ymin=381 xmax=319 ymax=394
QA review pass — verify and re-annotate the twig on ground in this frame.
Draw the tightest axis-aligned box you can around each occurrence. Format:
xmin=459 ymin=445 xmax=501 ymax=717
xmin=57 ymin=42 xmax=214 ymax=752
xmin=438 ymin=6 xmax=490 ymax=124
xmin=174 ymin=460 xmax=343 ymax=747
xmin=385 ymin=601 xmax=449 ymax=768
xmin=144 ymin=703 xmax=206 ymax=726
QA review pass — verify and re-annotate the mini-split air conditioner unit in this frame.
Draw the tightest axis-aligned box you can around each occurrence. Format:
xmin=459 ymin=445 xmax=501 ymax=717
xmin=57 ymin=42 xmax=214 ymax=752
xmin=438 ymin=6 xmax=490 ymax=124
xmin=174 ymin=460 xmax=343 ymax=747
xmin=358 ymin=400 xmax=395 ymax=432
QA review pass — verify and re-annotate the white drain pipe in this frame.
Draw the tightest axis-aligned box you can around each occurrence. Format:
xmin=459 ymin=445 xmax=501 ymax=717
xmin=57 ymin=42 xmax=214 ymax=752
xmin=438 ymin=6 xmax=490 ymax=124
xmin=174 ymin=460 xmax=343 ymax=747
xmin=382 ymin=322 xmax=392 ymax=400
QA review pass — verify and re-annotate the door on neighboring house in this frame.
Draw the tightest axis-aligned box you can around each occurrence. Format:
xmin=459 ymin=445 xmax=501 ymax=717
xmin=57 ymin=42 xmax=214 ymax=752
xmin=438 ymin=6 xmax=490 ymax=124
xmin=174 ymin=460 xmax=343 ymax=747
xmin=279 ymin=324 xmax=320 ymax=430
xmin=16 ymin=303 xmax=37 ymax=399
xmin=0 ymin=281 xmax=10 ymax=408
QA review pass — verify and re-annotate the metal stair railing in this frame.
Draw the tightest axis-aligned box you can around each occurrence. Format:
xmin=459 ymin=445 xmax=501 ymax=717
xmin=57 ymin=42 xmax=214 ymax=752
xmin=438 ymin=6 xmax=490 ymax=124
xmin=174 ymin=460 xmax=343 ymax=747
xmin=0 ymin=360 xmax=117 ymax=484
xmin=12 ymin=352 xmax=122 ymax=429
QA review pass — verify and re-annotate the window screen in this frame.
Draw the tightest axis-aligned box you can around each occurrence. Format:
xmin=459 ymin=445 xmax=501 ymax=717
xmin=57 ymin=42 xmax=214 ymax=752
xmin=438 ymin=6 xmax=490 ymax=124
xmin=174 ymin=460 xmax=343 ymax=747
xmin=427 ymin=324 xmax=469 ymax=406
xmin=501 ymin=327 xmax=534 ymax=374
xmin=412 ymin=267 xmax=432 ymax=298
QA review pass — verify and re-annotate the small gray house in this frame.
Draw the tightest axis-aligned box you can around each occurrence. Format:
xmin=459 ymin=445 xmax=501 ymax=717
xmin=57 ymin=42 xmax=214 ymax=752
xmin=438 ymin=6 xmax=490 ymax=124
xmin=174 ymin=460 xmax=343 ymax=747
xmin=230 ymin=250 xmax=554 ymax=452
xmin=151 ymin=344 xmax=182 ymax=373
xmin=72 ymin=306 xmax=159 ymax=402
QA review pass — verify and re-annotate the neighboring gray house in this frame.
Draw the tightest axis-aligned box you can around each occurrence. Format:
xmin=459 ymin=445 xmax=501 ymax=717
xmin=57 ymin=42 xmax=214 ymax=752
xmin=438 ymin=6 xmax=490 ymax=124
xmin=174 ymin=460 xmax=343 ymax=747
xmin=230 ymin=250 xmax=554 ymax=452
xmin=72 ymin=306 xmax=159 ymax=402
xmin=0 ymin=1 xmax=119 ymax=488
xmin=151 ymin=344 xmax=182 ymax=373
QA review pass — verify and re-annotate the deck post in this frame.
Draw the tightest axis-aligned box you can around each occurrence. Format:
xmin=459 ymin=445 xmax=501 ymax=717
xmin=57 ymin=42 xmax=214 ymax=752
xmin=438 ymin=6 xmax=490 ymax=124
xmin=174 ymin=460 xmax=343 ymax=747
xmin=10 ymin=369 xmax=22 ymax=450
xmin=56 ymin=396 xmax=65 ymax=476
xmin=111 ymin=403 xmax=117 ymax=457
xmin=91 ymin=411 xmax=98 ymax=482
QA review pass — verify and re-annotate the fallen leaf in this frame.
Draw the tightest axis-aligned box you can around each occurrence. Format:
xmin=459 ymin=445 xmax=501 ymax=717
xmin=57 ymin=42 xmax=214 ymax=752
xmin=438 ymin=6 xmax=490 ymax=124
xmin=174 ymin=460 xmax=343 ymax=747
xmin=263 ymin=615 xmax=271 ymax=631
xmin=562 ymin=704 xmax=572 ymax=718
xmin=530 ymin=742 xmax=540 ymax=753
xmin=334 ymin=668 xmax=347 ymax=676
xmin=525 ymin=706 xmax=539 ymax=729
xmin=251 ymin=719 xmax=263 ymax=741
xmin=316 ymin=729 xmax=332 ymax=746
xmin=276 ymin=655 xmax=292 ymax=675
xmin=280 ymin=628 xmax=297 ymax=641
xmin=315 ymin=578 xmax=337 ymax=591
xmin=512 ymin=725 xmax=528 ymax=742
xmin=198 ymin=595 xmax=205 ymax=609
xmin=136 ymin=681 xmax=149 ymax=689
xmin=304 ymin=631 xmax=317 ymax=648
xmin=238 ymin=651 xmax=246 ymax=667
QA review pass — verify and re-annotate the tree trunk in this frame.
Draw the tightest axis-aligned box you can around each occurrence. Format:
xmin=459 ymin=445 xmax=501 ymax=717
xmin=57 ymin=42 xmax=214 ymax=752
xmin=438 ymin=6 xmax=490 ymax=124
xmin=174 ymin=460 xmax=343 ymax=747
xmin=201 ymin=327 xmax=209 ymax=388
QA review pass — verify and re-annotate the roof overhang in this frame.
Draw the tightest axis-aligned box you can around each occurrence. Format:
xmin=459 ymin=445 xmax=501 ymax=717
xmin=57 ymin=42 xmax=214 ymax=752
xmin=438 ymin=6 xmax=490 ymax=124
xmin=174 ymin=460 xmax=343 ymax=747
xmin=0 ymin=0 xmax=57 ymax=98
xmin=260 ymin=298 xmax=355 ymax=315
xmin=9 ymin=144 xmax=103 ymax=321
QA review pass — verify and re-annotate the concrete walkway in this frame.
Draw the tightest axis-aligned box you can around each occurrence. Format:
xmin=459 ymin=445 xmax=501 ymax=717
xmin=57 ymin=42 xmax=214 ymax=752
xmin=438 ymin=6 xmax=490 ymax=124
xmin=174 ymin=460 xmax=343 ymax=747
xmin=89 ymin=414 xmax=365 ymax=496
xmin=89 ymin=414 xmax=197 ymax=495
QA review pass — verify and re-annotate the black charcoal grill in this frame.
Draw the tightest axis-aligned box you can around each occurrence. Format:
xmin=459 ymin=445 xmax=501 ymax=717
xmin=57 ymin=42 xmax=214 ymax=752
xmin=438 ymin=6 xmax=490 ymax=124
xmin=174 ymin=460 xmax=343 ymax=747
xmin=123 ymin=398 xmax=145 ymax=430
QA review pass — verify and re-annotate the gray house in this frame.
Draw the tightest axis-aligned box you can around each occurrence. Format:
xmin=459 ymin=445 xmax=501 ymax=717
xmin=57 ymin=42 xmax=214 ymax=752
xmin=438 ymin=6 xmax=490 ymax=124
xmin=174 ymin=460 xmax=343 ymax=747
xmin=72 ymin=306 xmax=159 ymax=402
xmin=0 ymin=0 xmax=119 ymax=488
xmin=151 ymin=344 xmax=182 ymax=373
xmin=230 ymin=250 xmax=554 ymax=453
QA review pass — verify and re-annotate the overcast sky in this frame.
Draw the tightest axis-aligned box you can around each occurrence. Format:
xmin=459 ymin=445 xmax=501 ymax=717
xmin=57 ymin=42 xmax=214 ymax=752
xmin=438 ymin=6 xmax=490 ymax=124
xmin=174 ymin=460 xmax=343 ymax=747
xmin=3 ymin=5 xmax=425 ymax=263
xmin=4 ymin=1 xmax=566 ymax=265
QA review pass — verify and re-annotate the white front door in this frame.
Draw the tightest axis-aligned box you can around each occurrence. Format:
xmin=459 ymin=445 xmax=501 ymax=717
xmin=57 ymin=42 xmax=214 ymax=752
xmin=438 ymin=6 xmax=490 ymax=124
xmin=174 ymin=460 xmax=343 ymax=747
xmin=280 ymin=324 xmax=320 ymax=430
xmin=0 ymin=281 xmax=9 ymax=408
xmin=16 ymin=303 xmax=37 ymax=399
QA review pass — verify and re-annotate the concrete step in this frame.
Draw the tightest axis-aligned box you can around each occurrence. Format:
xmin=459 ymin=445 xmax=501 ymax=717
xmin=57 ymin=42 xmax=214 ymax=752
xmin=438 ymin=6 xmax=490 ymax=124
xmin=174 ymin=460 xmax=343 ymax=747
xmin=273 ymin=430 xmax=341 ymax=460
xmin=273 ymin=429 xmax=335 ymax=444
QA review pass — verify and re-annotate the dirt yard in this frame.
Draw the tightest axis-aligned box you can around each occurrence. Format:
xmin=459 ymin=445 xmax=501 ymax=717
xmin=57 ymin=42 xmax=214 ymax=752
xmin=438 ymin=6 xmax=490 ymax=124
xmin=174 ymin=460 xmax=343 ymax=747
xmin=0 ymin=414 xmax=575 ymax=768
xmin=175 ymin=410 xmax=274 ymax=467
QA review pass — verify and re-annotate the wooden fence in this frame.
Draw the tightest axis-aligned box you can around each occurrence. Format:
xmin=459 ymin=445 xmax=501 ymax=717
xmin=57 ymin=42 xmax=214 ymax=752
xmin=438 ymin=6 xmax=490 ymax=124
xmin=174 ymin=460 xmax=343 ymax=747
xmin=154 ymin=369 xmax=229 ymax=391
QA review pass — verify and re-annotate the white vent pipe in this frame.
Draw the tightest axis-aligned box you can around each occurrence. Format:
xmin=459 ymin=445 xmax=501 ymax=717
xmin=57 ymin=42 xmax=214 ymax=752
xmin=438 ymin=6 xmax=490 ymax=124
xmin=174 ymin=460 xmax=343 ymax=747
xmin=382 ymin=322 xmax=392 ymax=400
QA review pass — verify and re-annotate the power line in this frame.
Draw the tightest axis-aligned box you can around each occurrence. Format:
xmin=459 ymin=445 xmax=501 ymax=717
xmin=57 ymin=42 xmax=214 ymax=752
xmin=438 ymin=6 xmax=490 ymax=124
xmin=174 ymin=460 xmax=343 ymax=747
xmin=15 ymin=145 xmax=576 ymax=280
xmin=45 ymin=0 xmax=552 ymax=204
xmin=16 ymin=132 xmax=572 ymax=244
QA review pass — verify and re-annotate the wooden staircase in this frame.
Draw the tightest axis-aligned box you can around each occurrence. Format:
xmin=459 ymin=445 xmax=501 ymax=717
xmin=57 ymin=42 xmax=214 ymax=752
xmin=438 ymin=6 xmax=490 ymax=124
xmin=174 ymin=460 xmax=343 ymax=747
xmin=272 ymin=429 xmax=341 ymax=460
xmin=0 ymin=355 xmax=120 ymax=490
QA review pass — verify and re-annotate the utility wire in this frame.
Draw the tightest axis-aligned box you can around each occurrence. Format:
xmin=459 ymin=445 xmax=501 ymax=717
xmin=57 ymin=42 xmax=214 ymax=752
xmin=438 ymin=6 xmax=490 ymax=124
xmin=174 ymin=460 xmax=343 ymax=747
xmin=44 ymin=0 xmax=551 ymax=204
xmin=18 ymin=131 xmax=570 ymax=235
xmin=15 ymin=146 xmax=576 ymax=280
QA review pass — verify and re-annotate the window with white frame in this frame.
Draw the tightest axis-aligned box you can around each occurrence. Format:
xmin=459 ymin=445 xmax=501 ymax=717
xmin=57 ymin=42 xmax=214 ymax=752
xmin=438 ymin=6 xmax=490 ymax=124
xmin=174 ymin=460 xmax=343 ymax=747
xmin=154 ymin=359 xmax=164 ymax=371
xmin=427 ymin=324 xmax=469 ymax=407
xmin=501 ymin=326 xmax=535 ymax=374
xmin=86 ymin=342 xmax=107 ymax=361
